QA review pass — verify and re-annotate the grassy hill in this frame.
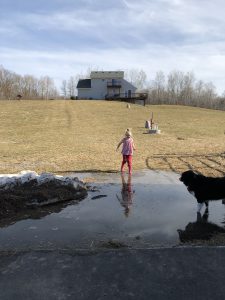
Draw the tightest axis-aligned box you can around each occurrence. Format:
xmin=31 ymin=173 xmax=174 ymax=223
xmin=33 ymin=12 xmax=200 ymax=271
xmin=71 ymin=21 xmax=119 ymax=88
xmin=0 ymin=100 xmax=224 ymax=176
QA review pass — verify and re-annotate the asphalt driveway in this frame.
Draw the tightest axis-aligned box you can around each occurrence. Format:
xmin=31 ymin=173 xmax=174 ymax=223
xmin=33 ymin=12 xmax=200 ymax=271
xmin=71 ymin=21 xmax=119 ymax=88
xmin=1 ymin=247 xmax=225 ymax=300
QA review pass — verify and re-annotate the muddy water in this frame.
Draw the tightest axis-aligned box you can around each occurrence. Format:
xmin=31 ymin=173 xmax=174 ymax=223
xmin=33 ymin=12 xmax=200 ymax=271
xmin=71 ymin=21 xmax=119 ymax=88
xmin=1 ymin=170 xmax=225 ymax=250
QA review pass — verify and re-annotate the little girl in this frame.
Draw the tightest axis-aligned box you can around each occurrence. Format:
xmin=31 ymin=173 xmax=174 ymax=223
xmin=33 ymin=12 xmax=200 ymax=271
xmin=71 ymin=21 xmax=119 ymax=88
xmin=116 ymin=129 xmax=136 ymax=174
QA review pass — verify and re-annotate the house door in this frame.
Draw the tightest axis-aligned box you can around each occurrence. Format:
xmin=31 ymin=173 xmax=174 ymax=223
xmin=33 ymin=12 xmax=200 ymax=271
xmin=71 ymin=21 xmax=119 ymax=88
xmin=128 ymin=90 xmax=132 ymax=98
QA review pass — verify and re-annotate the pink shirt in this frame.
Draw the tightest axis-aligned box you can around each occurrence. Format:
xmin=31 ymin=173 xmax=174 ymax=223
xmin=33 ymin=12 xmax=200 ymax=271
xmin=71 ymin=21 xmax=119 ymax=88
xmin=121 ymin=137 xmax=134 ymax=155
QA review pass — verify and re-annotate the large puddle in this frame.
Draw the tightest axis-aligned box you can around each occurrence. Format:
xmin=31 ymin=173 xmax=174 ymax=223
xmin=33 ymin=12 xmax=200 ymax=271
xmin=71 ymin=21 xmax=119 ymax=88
xmin=1 ymin=170 xmax=225 ymax=250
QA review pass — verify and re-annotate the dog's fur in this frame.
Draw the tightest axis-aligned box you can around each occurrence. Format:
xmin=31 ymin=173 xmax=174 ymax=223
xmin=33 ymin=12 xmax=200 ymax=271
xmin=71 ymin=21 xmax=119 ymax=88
xmin=179 ymin=170 xmax=225 ymax=203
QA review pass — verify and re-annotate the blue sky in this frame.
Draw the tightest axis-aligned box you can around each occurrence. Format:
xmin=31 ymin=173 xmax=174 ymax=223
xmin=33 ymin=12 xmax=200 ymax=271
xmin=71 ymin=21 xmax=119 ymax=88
xmin=1 ymin=0 xmax=225 ymax=94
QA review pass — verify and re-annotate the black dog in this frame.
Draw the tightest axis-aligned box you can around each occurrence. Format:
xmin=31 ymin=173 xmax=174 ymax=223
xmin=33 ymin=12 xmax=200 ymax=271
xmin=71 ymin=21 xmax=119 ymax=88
xmin=179 ymin=170 xmax=225 ymax=204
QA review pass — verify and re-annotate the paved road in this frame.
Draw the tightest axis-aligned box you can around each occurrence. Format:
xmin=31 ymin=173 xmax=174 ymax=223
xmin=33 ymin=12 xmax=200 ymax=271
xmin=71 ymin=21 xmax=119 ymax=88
xmin=1 ymin=247 xmax=225 ymax=300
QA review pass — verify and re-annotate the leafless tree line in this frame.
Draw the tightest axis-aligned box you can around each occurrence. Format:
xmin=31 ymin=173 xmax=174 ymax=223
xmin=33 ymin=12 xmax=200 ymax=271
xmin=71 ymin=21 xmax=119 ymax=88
xmin=1 ymin=64 xmax=225 ymax=110
xmin=0 ymin=65 xmax=59 ymax=100
xmin=146 ymin=70 xmax=225 ymax=110
xmin=61 ymin=68 xmax=225 ymax=110
xmin=61 ymin=76 xmax=80 ymax=99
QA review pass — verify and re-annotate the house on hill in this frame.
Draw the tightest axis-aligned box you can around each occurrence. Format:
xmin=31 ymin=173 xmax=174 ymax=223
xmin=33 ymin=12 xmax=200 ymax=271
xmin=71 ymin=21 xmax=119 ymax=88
xmin=76 ymin=71 xmax=137 ymax=100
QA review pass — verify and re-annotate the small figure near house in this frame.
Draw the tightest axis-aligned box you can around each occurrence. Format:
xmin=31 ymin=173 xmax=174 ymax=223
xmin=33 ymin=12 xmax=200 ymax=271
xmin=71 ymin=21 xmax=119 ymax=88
xmin=145 ymin=112 xmax=161 ymax=134
xmin=145 ymin=120 xmax=150 ymax=129
xmin=116 ymin=128 xmax=136 ymax=174
xmin=127 ymin=103 xmax=130 ymax=109
xmin=145 ymin=112 xmax=154 ymax=129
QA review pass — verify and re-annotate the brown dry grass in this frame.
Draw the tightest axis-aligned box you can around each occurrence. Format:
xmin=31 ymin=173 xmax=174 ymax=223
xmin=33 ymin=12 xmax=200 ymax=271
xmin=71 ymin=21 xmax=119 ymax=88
xmin=0 ymin=100 xmax=224 ymax=176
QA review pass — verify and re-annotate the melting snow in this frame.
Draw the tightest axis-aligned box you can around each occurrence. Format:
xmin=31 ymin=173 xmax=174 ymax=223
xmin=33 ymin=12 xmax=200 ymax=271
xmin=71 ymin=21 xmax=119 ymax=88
xmin=0 ymin=170 xmax=80 ymax=189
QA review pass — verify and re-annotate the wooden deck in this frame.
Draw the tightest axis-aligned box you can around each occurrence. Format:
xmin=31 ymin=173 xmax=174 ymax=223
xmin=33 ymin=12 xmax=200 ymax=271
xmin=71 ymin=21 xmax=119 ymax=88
xmin=105 ymin=93 xmax=148 ymax=106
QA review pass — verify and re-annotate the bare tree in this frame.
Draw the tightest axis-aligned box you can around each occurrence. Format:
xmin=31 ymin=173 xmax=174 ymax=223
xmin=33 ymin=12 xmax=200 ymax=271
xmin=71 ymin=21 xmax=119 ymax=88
xmin=21 ymin=75 xmax=39 ymax=99
xmin=61 ymin=80 xmax=67 ymax=99
xmin=201 ymin=82 xmax=217 ymax=108
xmin=150 ymin=71 xmax=166 ymax=104
xmin=167 ymin=70 xmax=187 ymax=104
xmin=181 ymin=72 xmax=195 ymax=105
xmin=38 ymin=76 xmax=56 ymax=100
xmin=167 ymin=71 xmax=177 ymax=104
xmin=146 ymin=70 xmax=224 ymax=110
xmin=0 ymin=65 xmax=59 ymax=100
xmin=125 ymin=69 xmax=147 ymax=90
xmin=0 ymin=67 xmax=16 ymax=99
xmin=67 ymin=76 xmax=77 ymax=98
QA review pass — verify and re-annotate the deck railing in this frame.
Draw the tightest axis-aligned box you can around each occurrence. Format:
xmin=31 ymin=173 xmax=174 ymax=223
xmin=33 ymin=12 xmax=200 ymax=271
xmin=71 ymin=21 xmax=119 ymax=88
xmin=105 ymin=92 xmax=148 ymax=106
xmin=105 ymin=93 xmax=148 ymax=100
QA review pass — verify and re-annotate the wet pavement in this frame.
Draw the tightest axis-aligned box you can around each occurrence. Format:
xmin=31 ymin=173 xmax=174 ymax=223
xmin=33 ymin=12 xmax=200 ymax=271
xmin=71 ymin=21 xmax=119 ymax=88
xmin=1 ymin=170 xmax=225 ymax=300
xmin=1 ymin=170 xmax=225 ymax=250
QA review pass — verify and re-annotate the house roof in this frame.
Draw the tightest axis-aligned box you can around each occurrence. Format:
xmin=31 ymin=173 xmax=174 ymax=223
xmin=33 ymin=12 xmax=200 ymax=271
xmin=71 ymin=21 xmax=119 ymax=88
xmin=90 ymin=71 xmax=124 ymax=79
xmin=77 ymin=79 xmax=91 ymax=88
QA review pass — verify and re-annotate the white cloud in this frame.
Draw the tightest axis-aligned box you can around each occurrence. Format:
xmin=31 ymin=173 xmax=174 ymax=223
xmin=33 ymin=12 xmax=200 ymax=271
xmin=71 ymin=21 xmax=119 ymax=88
xmin=1 ymin=0 xmax=225 ymax=94
xmin=1 ymin=40 xmax=225 ymax=94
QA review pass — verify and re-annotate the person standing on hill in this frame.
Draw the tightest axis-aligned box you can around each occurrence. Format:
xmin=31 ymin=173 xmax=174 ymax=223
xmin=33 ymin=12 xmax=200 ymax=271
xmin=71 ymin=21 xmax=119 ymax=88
xmin=116 ymin=128 xmax=136 ymax=174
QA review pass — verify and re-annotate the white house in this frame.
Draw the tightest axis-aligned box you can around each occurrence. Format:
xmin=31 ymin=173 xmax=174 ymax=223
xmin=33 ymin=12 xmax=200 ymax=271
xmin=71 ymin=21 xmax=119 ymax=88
xmin=76 ymin=71 xmax=137 ymax=100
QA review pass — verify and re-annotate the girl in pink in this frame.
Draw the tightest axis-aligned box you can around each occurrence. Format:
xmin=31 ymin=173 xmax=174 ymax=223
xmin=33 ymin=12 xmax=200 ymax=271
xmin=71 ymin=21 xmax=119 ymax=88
xmin=116 ymin=129 xmax=136 ymax=174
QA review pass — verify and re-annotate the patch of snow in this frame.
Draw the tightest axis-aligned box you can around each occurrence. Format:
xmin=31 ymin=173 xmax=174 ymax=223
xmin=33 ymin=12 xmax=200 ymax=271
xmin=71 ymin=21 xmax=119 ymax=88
xmin=0 ymin=170 xmax=81 ymax=189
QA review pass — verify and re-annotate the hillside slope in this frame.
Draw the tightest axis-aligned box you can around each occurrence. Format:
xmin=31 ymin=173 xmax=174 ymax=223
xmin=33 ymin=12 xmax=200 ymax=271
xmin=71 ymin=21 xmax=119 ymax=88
xmin=0 ymin=100 xmax=224 ymax=175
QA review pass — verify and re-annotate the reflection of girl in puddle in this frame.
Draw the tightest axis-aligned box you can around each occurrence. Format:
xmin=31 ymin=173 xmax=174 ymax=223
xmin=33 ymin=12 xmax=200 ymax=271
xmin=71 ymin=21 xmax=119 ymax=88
xmin=116 ymin=173 xmax=135 ymax=217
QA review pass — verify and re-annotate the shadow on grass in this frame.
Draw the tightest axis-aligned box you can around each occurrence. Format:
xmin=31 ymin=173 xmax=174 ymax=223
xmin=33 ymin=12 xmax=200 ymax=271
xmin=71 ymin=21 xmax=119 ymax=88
xmin=145 ymin=152 xmax=225 ymax=175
